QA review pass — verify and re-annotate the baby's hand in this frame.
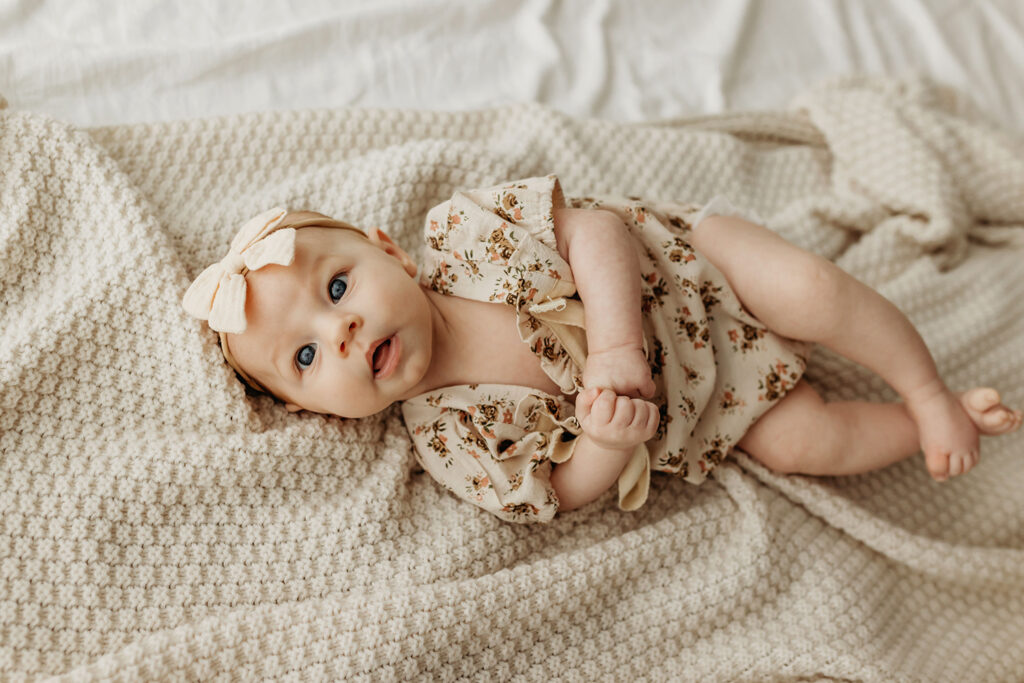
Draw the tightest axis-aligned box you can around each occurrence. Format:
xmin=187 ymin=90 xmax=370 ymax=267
xmin=583 ymin=345 xmax=656 ymax=400
xmin=575 ymin=387 xmax=660 ymax=451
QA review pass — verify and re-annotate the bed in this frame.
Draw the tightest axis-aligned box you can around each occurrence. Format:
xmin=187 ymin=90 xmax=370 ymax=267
xmin=2 ymin=1 xmax=1023 ymax=680
xmin=3 ymin=0 xmax=1023 ymax=132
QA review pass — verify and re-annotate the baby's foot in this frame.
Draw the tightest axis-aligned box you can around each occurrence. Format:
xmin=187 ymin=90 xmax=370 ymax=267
xmin=959 ymin=388 xmax=1023 ymax=436
xmin=907 ymin=386 xmax=1022 ymax=481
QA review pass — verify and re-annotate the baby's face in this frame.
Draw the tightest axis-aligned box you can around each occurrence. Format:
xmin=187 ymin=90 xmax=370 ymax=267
xmin=224 ymin=227 xmax=434 ymax=418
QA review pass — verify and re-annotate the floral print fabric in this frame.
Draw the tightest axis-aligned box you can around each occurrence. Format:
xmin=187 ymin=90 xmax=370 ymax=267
xmin=401 ymin=175 xmax=811 ymax=524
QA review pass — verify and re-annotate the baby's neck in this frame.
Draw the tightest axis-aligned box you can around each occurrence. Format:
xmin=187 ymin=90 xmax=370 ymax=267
xmin=398 ymin=286 xmax=465 ymax=399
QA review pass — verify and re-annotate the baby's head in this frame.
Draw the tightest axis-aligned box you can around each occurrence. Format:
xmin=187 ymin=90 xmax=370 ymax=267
xmin=183 ymin=208 xmax=434 ymax=418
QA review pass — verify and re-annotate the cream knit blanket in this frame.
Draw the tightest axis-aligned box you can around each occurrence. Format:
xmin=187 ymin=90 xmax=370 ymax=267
xmin=2 ymin=76 xmax=1023 ymax=682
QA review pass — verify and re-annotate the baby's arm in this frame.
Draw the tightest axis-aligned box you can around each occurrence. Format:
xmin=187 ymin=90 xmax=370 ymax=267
xmin=549 ymin=208 xmax=659 ymax=512
xmin=553 ymin=208 xmax=655 ymax=398
xmin=550 ymin=433 xmax=635 ymax=512
xmin=553 ymin=208 xmax=642 ymax=353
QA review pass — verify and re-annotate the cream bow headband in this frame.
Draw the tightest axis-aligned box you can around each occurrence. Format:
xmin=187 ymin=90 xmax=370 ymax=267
xmin=181 ymin=207 xmax=295 ymax=334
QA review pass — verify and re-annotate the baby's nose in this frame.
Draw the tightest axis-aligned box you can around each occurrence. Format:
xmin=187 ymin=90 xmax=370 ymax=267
xmin=336 ymin=316 xmax=360 ymax=355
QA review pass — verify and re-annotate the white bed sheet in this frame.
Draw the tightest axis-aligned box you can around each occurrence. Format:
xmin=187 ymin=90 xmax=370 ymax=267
xmin=1 ymin=0 xmax=1021 ymax=132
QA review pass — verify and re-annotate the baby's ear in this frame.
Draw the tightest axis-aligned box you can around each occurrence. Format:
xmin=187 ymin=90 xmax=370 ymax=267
xmin=368 ymin=227 xmax=418 ymax=278
xmin=284 ymin=402 xmax=303 ymax=413
xmin=366 ymin=226 xmax=386 ymax=242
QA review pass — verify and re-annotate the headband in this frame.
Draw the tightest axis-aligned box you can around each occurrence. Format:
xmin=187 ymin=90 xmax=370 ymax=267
xmin=182 ymin=207 xmax=368 ymax=393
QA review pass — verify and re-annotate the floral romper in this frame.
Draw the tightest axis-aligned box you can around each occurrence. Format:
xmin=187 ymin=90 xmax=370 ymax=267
xmin=401 ymin=175 xmax=812 ymax=524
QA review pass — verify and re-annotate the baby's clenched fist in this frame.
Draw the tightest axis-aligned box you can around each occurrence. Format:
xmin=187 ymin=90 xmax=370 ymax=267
xmin=575 ymin=387 xmax=660 ymax=451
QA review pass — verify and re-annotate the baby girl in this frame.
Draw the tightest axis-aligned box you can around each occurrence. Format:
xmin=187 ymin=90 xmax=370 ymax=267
xmin=183 ymin=175 xmax=1022 ymax=524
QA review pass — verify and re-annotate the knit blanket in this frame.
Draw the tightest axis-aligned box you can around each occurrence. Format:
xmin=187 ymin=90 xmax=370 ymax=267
xmin=2 ymin=76 xmax=1023 ymax=681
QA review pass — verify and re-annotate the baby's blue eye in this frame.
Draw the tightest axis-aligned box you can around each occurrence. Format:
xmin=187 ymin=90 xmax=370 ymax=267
xmin=329 ymin=274 xmax=348 ymax=302
xmin=296 ymin=344 xmax=316 ymax=370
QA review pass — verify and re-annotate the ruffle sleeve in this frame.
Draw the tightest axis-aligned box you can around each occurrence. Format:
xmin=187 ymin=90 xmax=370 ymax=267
xmin=401 ymin=386 xmax=582 ymax=525
xmin=419 ymin=174 xmax=575 ymax=303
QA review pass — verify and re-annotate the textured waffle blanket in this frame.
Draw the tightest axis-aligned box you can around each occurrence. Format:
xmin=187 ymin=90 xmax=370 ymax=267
xmin=1 ymin=76 xmax=1023 ymax=681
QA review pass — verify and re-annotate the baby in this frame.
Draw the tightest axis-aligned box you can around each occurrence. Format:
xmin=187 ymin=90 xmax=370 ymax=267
xmin=183 ymin=175 xmax=1022 ymax=524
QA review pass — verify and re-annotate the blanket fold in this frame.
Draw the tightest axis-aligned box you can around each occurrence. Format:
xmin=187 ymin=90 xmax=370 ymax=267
xmin=1 ymin=77 xmax=1023 ymax=681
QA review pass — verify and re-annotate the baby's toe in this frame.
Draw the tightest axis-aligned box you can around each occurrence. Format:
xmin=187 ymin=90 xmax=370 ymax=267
xmin=983 ymin=409 xmax=1008 ymax=428
xmin=982 ymin=408 xmax=1022 ymax=434
xmin=948 ymin=452 xmax=966 ymax=477
xmin=947 ymin=450 xmax=978 ymax=477
xmin=961 ymin=388 xmax=1000 ymax=415
xmin=924 ymin=447 xmax=950 ymax=481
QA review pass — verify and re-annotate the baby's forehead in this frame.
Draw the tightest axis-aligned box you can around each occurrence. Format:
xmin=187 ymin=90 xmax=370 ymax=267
xmin=293 ymin=225 xmax=365 ymax=257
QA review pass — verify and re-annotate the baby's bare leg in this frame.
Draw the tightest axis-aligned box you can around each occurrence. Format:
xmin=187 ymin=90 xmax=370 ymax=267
xmin=737 ymin=379 xmax=921 ymax=475
xmin=691 ymin=215 xmax=1022 ymax=479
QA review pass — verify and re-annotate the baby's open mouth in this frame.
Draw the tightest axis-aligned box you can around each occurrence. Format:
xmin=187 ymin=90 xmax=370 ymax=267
xmin=370 ymin=335 xmax=399 ymax=379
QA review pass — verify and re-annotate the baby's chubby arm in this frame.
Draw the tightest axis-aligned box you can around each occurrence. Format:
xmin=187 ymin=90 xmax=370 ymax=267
xmin=549 ymin=208 xmax=660 ymax=514
xmin=552 ymin=208 xmax=655 ymax=399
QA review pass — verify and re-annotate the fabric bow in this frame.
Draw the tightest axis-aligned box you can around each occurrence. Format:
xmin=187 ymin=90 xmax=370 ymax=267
xmin=182 ymin=207 xmax=294 ymax=334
